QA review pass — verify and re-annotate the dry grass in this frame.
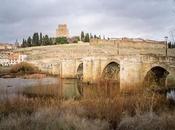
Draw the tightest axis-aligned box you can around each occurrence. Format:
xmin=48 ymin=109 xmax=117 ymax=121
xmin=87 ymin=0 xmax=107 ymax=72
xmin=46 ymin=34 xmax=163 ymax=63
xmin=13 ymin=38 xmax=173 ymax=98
xmin=10 ymin=62 xmax=39 ymax=75
xmin=0 ymin=93 xmax=172 ymax=130
xmin=0 ymin=98 xmax=109 ymax=130
xmin=0 ymin=106 xmax=109 ymax=130
xmin=0 ymin=81 xmax=174 ymax=130
xmin=78 ymin=91 xmax=169 ymax=129
xmin=0 ymin=66 xmax=10 ymax=75
xmin=118 ymin=112 xmax=175 ymax=130
xmin=22 ymin=85 xmax=60 ymax=98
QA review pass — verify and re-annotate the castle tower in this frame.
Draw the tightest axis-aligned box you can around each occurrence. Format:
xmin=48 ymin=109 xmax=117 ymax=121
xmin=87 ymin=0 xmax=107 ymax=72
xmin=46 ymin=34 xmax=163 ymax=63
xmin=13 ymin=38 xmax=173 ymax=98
xmin=56 ymin=24 xmax=69 ymax=38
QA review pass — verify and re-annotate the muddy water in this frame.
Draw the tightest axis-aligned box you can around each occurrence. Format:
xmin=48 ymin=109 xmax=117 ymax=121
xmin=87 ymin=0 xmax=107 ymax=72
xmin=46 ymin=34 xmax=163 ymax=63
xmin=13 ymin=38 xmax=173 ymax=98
xmin=0 ymin=77 xmax=82 ymax=100
xmin=0 ymin=77 xmax=58 ymax=88
xmin=0 ymin=77 xmax=175 ymax=101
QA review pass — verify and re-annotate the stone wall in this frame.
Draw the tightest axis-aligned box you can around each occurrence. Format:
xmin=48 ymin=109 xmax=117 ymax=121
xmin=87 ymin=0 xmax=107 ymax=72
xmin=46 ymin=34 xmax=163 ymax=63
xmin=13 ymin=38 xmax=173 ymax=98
xmin=90 ymin=38 xmax=165 ymax=49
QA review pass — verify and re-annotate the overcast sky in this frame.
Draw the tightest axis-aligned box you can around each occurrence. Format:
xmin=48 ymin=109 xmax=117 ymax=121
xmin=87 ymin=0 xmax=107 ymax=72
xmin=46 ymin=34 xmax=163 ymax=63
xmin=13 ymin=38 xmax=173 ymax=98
xmin=0 ymin=0 xmax=175 ymax=43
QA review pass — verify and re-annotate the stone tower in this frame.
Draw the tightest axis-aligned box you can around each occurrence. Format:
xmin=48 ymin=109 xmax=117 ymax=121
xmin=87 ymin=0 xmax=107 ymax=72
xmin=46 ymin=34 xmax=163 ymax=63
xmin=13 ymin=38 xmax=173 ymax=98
xmin=56 ymin=24 xmax=69 ymax=38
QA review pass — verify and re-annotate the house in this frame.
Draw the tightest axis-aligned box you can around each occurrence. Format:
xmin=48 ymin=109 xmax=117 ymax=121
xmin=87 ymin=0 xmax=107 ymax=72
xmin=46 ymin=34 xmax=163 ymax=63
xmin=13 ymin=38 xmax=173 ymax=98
xmin=0 ymin=54 xmax=10 ymax=66
xmin=0 ymin=52 xmax=27 ymax=66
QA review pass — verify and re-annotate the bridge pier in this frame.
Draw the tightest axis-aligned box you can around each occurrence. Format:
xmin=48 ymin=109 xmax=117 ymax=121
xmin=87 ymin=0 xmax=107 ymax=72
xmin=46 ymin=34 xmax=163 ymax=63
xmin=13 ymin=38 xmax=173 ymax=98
xmin=120 ymin=61 xmax=143 ymax=91
xmin=83 ymin=57 xmax=102 ymax=83
xmin=82 ymin=57 xmax=143 ymax=89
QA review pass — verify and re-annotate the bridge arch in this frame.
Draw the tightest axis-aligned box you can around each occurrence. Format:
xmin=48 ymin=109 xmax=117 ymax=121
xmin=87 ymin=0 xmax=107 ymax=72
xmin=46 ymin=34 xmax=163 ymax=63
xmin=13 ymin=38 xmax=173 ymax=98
xmin=101 ymin=61 xmax=120 ymax=82
xmin=143 ymin=66 xmax=170 ymax=89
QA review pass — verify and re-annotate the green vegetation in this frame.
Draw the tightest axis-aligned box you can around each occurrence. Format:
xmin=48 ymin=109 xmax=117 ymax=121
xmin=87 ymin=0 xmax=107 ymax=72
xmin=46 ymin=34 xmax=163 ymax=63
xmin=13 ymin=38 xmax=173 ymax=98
xmin=80 ymin=31 xmax=90 ymax=42
xmin=55 ymin=37 xmax=68 ymax=44
xmin=21 ymin=32 xmax=54 ymax=47
xmin=80 ymin=31 xmax=85 ymax=41
xmin=21 ymin=31 xmax=105 ymax=48
xmin=80 ymin=31 xmax=103 ymax=42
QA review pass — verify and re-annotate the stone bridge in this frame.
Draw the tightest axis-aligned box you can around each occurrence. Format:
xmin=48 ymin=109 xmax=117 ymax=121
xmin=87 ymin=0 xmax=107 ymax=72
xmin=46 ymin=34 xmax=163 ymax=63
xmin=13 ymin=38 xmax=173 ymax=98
xmin=22 ymin=43 xmax=175 ymax=91
xmin=45 ymin=54 xmax=175 ymax=90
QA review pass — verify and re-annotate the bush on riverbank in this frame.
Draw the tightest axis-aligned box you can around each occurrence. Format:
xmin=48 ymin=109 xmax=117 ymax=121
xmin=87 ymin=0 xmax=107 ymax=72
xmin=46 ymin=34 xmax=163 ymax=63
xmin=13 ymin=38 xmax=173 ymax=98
xmin=0 ymin=95 xmax=174 ymax=130
xmin=0 ymin=90 xmax=172 ymax=130
xmin=10 ymin=62 xmax=39 ymax=75
xmin=118 ymin=112 xmax=175 ymax=130
xmin=0 ymin=66 xmax=10 ymax=74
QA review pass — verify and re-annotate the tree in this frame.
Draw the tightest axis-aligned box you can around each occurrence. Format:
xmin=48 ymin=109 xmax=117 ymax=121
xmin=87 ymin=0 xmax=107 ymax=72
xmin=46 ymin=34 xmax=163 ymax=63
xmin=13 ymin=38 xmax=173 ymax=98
xmin=55 ymin=37 xmax=68 ymax=44
xmin=84 ymin=33 xmax=90 ymax=42
xmin=27 ymin=36 xmax=32 ymax=47
xmin=90 ymin=33 xmax=93 ymax=39
xmin=21 ymin=39 xmax=27 ymax=48
xmin=49 ymin=38 xmax=53 ymax=45
xmin=81 ymin=31 xmax=85 ymax=41
xmin=94 ymin=35 xmax=97 ymax=39
xmin=32 ymin=33 xmax=39 ymax=46
xmin=43 ymin=35 xmax=50 ymax=45
xmin=39 ymin=32 xmax=43 ymax=45
xmin=22 ymin=32 xmax=53 ymax=47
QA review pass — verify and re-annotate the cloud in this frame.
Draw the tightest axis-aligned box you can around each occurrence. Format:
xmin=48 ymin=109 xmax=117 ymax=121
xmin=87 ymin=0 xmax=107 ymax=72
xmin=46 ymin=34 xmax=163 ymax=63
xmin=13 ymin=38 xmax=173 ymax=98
xmin=0 ymin=0 xmax=175 ymax=43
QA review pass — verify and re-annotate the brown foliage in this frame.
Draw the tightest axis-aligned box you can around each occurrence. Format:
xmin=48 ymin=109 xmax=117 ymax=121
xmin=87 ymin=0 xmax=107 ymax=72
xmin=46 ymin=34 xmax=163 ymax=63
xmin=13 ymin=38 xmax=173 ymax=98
xmin=10 ymin=62 xmax=39 ymax=74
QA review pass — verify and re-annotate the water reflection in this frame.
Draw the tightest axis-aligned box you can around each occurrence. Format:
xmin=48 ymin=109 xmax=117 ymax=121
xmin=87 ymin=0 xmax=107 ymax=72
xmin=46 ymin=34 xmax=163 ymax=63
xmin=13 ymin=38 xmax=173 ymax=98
xmin=0 ymin=77 xmax=174 ymax=102
xmin=0 ymin=77 xmax=58 ymax=100
xmin=0 ymin=77 xmax=83 ymax=100
xmin=59 ymin=79 xmax=82 ymax=99
xmin=0 ymin=77 xmax=58 ymax=88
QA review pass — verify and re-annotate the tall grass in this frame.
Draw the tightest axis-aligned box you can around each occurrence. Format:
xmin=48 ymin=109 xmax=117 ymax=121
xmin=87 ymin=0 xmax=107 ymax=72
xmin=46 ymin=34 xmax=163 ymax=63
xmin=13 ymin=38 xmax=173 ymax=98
xmin=10 ymin=62 xmax=39 ymax=75
xmin=0 ymin=79 xmax=174 ymax=130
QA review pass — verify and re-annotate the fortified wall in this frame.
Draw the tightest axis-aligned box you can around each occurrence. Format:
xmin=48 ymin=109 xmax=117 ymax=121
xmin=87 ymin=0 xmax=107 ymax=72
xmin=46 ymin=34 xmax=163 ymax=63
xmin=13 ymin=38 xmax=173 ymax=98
xmin=90 ymin=38 xmax=165 ymax=49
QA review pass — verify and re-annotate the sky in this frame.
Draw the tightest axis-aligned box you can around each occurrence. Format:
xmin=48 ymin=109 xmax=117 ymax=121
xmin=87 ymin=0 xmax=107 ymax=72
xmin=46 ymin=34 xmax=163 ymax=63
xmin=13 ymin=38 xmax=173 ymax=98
xmin=0 ymin=0 xmax=175 ymax=43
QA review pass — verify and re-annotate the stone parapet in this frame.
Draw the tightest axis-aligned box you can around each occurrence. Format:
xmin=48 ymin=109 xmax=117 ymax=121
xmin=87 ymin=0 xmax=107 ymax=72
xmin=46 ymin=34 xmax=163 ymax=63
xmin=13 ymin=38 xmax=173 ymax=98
xmin=90 ymin=38 xmax=165 ymax=49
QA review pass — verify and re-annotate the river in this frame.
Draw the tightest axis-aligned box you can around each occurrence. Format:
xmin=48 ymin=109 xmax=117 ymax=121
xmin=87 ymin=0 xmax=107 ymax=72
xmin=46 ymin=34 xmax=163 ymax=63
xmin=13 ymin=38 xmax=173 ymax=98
xmin=0 ymin=77 xmax=82 ymax=100
xmin=0 ymin=77 xmax=174 ymax=102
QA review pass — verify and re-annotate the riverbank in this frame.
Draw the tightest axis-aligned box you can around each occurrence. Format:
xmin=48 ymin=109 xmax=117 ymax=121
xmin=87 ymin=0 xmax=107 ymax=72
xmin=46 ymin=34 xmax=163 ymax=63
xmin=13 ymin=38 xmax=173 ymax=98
xmin=0 ymin=63 xmax=57 ymax=79
xmin=0 ymin=73 xmax=56 ymax=79
xmin=0 ymin=89 xmax=175 ymax=130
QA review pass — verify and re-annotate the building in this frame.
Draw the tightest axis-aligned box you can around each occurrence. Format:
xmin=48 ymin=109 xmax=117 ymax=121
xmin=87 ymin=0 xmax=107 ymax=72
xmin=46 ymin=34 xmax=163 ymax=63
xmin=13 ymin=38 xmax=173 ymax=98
xmin=56 ymin=24 xmax=69 ymax=38
xmin=0 ymin=52 xmax=27 ymax=66
xmin=0 ymin=43 xmax=15 ymax=50
xmin=8 ymin=53 xmax=27 ymax=65
xmin=0 ymin=54 xmax=10 ymax=66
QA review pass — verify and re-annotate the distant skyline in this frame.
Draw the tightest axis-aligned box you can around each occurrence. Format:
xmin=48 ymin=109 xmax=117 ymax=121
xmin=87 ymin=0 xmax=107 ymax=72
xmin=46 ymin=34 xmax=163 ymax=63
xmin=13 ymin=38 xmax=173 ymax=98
xmin=0 ymin=0 xmax=175 ymax=43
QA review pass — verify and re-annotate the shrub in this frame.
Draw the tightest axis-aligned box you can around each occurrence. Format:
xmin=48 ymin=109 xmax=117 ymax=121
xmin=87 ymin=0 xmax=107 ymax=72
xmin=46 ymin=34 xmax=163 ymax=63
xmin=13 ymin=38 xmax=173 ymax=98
xmin=10 ymin=62 xmax=39 ymax=74
xmin=55 ymin=37 xmax=68 ymax=44
xmin=118 ymin=112 xmax=175 ymax=130
xmin=0 ymin=107 xmax=109 ymax=130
